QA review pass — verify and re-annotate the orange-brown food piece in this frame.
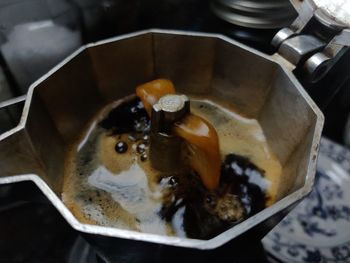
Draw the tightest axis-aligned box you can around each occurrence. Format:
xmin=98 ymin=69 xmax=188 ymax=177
xmin=136 ymin=79 xmax=175 ymax=116
xmin=136 ymin=78 xmax=221 ymax=190
xmin=173 ymin=114 xmax=221 ymax=190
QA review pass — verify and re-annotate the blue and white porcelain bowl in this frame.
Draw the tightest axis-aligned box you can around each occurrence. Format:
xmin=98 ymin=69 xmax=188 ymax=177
xmin=263 ymin=137 xmax=350 ymax=263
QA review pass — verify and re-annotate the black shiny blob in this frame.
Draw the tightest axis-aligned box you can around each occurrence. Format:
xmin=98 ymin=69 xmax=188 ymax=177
xmin=115 ymin=141 xmax=128 ymax=154
xmin=137 ymin=143 xmax=147 ymax=154
xmin=140 ymin=154 xmax=148 ymax=162
xmin=99 ymin=98 xmax=150 ymax=134
xmin=169 ymin=176 xmax=178 ymax=187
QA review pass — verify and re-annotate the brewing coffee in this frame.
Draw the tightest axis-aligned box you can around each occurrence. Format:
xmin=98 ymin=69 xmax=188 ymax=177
xmin=63 ymin=83 xmax=282 ymax=239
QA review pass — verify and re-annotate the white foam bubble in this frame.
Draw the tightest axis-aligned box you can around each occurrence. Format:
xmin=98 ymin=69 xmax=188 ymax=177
xmin=172 ymin=206 xmax=186 ymax=237
xmin=78 ymin=121 xmax=97 ymax=152
xmin=88 ymin=163 xmax=168 ymax=235
xmin=82 ymin=203 xmax=108 ymax=225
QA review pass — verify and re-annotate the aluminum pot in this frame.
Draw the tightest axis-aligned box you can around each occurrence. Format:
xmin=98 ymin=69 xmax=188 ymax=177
xmin=0 ymin=30 xmax=323 ymax=257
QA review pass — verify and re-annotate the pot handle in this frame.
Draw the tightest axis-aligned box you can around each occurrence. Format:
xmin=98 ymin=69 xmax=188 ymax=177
xmin=0 ymin=95 xmax=26 ymax=131
xmin=272 ymin=3 xmax=350 ymax=83
xmin=0 ymin=95 xmax=42 ymax=179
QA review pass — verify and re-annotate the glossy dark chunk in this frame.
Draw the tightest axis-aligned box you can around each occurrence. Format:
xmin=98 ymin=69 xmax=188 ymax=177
xmin=115 ymin=141 xmax=128 ymax=154
xmin=140 ymin=154 xmax=148 ymax=162
xmin=99 ymin=98 xmax=150 ymax=134
xmin=137 ymin=143 xmax=147 ymax=154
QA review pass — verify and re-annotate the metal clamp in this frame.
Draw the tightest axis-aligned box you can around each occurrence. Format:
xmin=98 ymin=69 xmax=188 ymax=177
xmin=272 ymin=0 xmax=350 ymax=83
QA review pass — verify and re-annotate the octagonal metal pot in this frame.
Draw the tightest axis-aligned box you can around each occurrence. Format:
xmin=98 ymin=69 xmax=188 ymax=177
xmin=0 ymin=30 xmax=323 ymax=253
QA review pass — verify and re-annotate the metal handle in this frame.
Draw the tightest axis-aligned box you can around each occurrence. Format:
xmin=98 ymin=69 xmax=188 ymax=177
xmin=0 ymin=95 xmax=42 ymax=179
xmin=273 ymin=0 xmax=350 ymax=83
xmin=0 ymin=95 xmax=51 ymax=209
xmin=0 ymin=95 xmax=26 ymax=109
xmin=0 ymin=95 xmax=26 ymax=134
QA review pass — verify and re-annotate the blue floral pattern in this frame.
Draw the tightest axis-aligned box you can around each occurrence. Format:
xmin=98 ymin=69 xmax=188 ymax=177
xmin=263 ymin=138 xmax=350 ymax=263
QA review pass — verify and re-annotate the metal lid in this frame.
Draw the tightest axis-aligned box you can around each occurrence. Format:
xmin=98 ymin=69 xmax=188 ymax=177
xmin=211 ymin=0 xmax=297 ymax=29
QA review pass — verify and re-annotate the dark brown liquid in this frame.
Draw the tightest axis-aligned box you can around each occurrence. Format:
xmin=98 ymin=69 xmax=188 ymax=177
xmin=63 ymin=97 xmax=281 ymax=239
